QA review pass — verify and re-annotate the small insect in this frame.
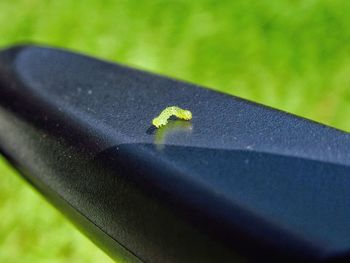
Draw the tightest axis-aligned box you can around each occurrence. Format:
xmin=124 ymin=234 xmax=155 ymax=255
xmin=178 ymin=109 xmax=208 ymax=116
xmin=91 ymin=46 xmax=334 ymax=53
xmin=152 ymin=106 xmax=192 ymax=128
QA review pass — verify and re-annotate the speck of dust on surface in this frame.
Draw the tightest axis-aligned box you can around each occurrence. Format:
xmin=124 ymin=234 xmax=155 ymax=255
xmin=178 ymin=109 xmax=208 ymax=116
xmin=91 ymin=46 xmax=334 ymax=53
xmin=88 ymin=90 xmax=92 ymax=95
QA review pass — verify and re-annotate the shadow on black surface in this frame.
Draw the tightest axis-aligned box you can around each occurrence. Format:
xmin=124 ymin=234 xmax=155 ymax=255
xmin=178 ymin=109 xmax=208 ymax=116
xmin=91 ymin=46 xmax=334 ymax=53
xmin=94 ymin=142 xmax=350 ymax=262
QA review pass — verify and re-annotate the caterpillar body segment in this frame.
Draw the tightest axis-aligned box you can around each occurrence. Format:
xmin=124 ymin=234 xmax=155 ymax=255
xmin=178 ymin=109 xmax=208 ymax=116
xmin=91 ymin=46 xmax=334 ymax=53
xmin=152 ymin=106 xmax=192 ymax=128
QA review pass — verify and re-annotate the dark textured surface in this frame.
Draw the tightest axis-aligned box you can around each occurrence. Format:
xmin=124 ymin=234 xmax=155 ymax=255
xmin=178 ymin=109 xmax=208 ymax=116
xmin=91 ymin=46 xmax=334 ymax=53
xmin=0 ymin=45 xmax=350 ymax=262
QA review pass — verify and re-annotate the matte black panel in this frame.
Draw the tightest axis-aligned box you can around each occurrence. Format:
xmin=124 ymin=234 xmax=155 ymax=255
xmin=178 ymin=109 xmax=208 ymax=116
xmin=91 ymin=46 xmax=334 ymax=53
xmin=0 ymin=45 xmax=350 ymax=262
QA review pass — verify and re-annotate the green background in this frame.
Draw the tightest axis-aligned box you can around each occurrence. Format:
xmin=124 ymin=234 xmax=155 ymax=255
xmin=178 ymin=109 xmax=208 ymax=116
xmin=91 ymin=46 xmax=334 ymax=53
xmin=1 ymin=0 xmax=350 ymax=262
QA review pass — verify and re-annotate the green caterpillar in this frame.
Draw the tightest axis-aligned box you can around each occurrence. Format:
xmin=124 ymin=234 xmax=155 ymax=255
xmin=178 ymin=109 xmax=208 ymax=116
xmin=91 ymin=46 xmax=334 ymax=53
xmin=152 ymin=106 xmax=192 ymax=128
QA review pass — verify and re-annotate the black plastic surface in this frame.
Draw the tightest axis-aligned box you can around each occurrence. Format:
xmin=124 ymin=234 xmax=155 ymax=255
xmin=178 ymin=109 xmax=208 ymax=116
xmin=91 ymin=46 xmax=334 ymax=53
xmin=0 ymin=45 xmax=350 ymax=262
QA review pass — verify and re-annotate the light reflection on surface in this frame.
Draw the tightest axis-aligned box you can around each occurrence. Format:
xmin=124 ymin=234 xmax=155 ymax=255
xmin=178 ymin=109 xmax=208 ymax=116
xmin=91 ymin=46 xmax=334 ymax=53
xmin=153 ymin=120 xmax=193 ymax=150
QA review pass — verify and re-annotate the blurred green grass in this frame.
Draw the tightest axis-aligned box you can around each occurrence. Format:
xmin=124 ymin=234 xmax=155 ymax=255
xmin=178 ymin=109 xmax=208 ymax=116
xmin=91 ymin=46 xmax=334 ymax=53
xmin=1 ymin=0 xmax=350 ymax=262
